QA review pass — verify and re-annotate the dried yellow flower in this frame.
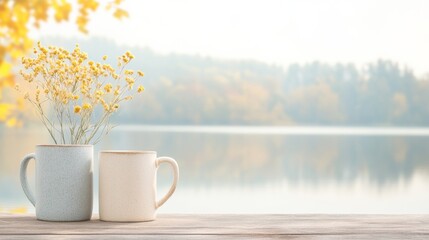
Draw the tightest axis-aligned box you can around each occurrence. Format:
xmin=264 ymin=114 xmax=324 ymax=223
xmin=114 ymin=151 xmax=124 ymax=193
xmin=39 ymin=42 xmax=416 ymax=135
xmin=19 ymin=42 xmax=144 ymax=145
xmin=82 ymin=103 xmax=92 ymax=110
xmin=103 ymin=103 xmax=110 ymax=112
xmin=95 ymin=90 xmax=104 ymax=96
xmin=137 ymin=85 xmax=144 ymax=93
xmin=74 ymin=106 xmax=82 ymax=113
xmin=104 ymin=84 xmax=112 ymax=92
xmin=125 ymin=77 xmax=135 ymax=85
xmin=114 ymin=88 xmax=120 ymax=96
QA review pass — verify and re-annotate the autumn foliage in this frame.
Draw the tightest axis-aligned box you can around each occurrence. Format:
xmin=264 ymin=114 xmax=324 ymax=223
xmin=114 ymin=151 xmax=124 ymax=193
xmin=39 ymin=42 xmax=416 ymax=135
xmin=0 ymin=0 xmax=128 ymax=126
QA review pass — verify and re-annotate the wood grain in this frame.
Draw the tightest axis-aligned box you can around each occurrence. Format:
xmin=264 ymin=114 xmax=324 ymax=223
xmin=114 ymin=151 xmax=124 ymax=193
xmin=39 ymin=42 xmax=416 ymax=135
xmin=1 ymin=214 xmax=428 ymax=239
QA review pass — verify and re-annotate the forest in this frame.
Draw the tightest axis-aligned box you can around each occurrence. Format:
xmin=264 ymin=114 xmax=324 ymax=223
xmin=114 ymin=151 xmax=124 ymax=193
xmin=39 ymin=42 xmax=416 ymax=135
xmin=30 ymin=37 xmax=429 ymax=126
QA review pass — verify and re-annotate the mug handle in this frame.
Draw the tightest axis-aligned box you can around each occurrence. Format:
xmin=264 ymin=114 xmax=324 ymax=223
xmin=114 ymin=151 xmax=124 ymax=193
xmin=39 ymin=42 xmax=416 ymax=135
xmin=155 ymin=157 xmax=179 ymax=209
xmin=20 ymin=153 xmax=36 ymax=206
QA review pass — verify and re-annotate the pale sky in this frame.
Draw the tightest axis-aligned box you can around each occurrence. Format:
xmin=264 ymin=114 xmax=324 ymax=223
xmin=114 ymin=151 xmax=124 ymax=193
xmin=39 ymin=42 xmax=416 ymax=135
xmin=33 ymin=0 xmax=429 ymax=76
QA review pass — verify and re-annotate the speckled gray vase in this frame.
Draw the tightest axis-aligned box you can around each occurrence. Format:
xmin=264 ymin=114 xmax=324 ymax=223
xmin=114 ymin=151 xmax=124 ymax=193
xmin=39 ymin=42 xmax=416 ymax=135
xmin=20 ymin=145 xmax=93 ymax=221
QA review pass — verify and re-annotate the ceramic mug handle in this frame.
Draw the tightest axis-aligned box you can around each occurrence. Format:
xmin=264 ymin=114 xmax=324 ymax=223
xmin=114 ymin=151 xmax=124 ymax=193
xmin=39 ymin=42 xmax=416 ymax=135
xmin=20 ymin=153 xmax=36 ymax=206
xmin=155 ymin=157 xmax=179 ymax=209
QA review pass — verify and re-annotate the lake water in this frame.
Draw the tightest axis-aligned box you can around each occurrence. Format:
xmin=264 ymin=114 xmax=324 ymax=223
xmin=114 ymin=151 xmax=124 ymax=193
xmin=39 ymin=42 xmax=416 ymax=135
xmin=1 ymin=126 xmax=429 ymax=214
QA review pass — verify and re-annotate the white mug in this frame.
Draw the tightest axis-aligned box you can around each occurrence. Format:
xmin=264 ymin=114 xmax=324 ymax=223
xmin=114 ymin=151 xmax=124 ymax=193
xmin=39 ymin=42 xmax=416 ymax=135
xmin=20 ymin=145 xmax=93 ymax=221
xmin=99 ymin=151 xmax=179 ymax=222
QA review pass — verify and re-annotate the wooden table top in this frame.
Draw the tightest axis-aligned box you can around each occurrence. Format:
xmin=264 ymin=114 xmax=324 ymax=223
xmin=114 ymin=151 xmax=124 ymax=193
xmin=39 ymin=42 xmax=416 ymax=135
xmin=1 ymin=214 xmax=429 ymax=239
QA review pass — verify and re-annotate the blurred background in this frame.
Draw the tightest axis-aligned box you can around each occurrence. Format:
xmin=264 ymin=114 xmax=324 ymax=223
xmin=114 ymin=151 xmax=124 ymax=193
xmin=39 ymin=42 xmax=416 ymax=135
xmin=1 ymin=0 xmax=429 ymax=214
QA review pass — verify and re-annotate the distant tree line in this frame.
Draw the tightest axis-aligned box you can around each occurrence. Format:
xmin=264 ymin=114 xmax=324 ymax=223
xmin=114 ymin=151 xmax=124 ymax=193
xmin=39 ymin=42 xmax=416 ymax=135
xmin=38 ymin=37 xmax=429 ymax=126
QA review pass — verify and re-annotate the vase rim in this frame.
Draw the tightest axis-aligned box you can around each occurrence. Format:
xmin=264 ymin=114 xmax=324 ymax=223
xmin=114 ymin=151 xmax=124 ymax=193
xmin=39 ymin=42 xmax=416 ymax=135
xmin=99 ymin=150 xmax=156 ymax=154
xmin=36 ymin=144 xmax=93 ymax=147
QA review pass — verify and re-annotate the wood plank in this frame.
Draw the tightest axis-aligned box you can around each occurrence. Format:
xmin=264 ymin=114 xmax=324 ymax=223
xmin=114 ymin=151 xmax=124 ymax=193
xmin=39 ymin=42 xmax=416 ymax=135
xmin=0 ymin=214 xmax=428 ymax=239
xmin=1 ymin=234 xmax=429 ymax=240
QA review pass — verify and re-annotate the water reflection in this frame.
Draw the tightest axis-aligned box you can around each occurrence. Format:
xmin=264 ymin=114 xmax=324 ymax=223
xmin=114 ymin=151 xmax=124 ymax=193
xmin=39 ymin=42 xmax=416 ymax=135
xmin=1 ymin=126 xmax=429 ymax=213
xmin=105 ymin=129 xmax=429 ymax=187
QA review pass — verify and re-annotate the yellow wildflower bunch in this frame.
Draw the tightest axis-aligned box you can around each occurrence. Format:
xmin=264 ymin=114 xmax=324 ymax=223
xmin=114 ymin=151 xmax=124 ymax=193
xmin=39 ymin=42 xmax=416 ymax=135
xmin=18 ymin=42 xmax=145 ymax=144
